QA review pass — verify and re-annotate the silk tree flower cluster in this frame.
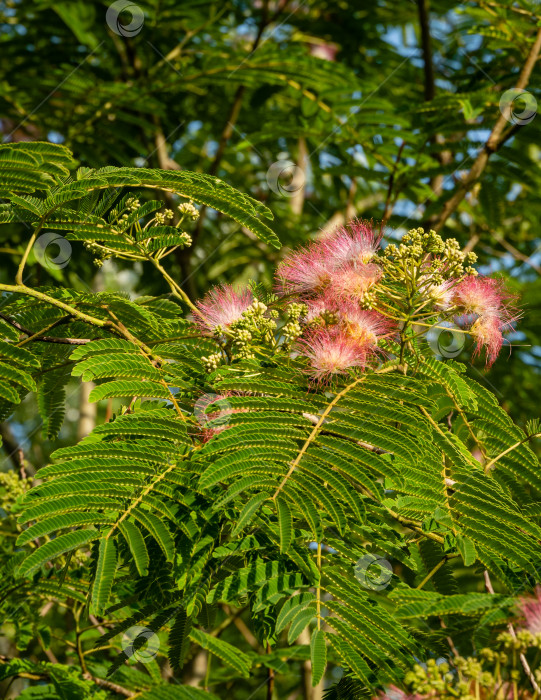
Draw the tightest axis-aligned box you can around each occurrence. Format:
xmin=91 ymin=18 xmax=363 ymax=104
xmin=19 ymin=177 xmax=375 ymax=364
xmin=193 ymin=221 xmax=519 ymax=377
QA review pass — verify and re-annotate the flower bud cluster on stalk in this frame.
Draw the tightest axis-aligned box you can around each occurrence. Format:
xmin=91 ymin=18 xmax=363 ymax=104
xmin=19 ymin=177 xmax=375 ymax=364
xmin=85 ymin=197 xmax=195 ymax=267
xmin=194 ymin=219 xmax=519 ymax=377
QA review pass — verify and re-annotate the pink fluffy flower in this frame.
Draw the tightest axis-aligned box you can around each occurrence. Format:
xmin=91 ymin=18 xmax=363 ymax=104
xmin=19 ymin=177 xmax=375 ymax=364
xmin=276 ymin=220 xmax=382 ymax=299
xmin=517 ymin=586 xmax=541 ymax=634
xmin=327 ymin=262 xmax=382 ymax=301
xmin=343 ymin=307 xmax=395 ymax=350
xmin=454 ymin=276 xmax=518 ymax=366
xmin=299 ymin=327 xmax=368 ymax=379
xmin=470 ymin=315 xmax=506 ymax=367
xmin=195 ymin=285 xmax=253 ymax=333
xmin=426 ymin=280 xmax=456 ymax=311
xmin=275 ymin=244 xmax=333 ymax=297
xmin=454 ymin=276 xmax=517 ymax=319
xmin=320 ymin=219 xmax=381 ymax=267
xmin=305 ymin=290 xmax=343 ymax=324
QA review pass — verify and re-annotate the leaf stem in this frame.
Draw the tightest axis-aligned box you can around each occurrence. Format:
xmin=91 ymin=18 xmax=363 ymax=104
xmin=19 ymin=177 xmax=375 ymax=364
xmin=0 ymin=284 xmax=109 ymax=328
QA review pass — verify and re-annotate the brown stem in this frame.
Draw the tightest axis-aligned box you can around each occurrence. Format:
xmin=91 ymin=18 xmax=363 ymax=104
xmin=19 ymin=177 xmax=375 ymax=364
xmin=266 ymin=642 xmax=275 ymax=700
xmin=433 ymin=27 xmax=541 ymax=231
xmin=417 ymin=0 xmax=435 ymax=101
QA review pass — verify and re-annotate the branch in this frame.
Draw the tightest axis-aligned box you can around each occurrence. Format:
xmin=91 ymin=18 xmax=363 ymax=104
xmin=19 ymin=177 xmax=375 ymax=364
xmin=0 ymin=284 xmax=109 ymax=328
xmin=0 ymin=657 xmax=135 ymax=698
xmin=88 ymin=675 xmax=135 ymax=698
xmin=493 ymin=234 xmax=541 ymax=275
xmin=0 ymin=312 xmax=91 ymax=345
xmin=417 ymin=0 xmax=435 ymax=101
xmin=433 ymin=27 xmax=541 ymax=231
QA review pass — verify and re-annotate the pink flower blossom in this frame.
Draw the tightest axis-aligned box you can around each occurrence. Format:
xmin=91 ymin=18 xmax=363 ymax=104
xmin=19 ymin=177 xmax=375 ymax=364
xmin=470 ymin=315 xmax=506 ymax=367
xmin=196 ymin=392 xmax=248 ymax=443
xmin=454 ymin=276 xmax=517 ymax=320
xmin=454 ymin=276 xmax=519 ymax=366
xmin=517 ymin=586 xmax=541 ymax=634
xmin=305 ymin=290 xmax=343 ymax=324
xmin=276 ymin=220 xmax=382 ymax=299
xmin=320 ymin=219 xmax=381 ymax=267
xmin=327 ymin=262 xmax=382 ymax=301
xmin=298 ymin=327 xmax=368 ymax=379
xmin=343 ymin=307 xmax=395 ymax=351
xmin=426 ymin=280 xmax=455 ymax=311
xmin=275 ymin=243 xmax=333 ymax=297
xmin=195 ymin=285 xmax=253 ymax=333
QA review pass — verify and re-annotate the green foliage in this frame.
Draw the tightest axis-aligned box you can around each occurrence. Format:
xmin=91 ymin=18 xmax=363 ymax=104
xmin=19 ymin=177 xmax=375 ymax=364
xmin=1 ymin=3 xmax=541 ymax=689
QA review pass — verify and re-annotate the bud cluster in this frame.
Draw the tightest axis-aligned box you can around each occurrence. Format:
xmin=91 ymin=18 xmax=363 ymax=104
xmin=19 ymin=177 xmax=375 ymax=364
xmin=126 ymin=197 xmax=141 ymax=212
xmin=200 ymin=352 xmax=222 ymax=372
xmin=227 ymin=300 xmax=277 ymax=360
xmin=282 ymin=302 xmax=308 ymax=344
xmin=382 ymin=228 xmax=478 ymax=281
xmin=178 ymin=201 xmax=200 ymax=221
xmin=154 ymin=210 xmax=174 ymax=225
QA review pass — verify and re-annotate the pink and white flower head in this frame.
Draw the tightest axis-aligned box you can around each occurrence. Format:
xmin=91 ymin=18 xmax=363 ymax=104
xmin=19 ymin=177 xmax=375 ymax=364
xmin=426 ymin=280 xmax=455 ymax=312
xmin=275 ymin=243 xmax=332 ymax=297
xmin=299 ymin=327 xmax=368 ymax=380
xmin=454 ymin=275 xmax=517 ymax=320
xmin=195 ymin=284 xmax=253 ymax=334
xmin=321 ymin=219 xmax=381 ymax=267
xmin=343 ymin=307 xmax=395 ymax=351
xmin=328 ymin=261 xmax=382 ymax=301
xmin=470 ymin=315 xmax=505 ymax=367
xmin=517 ymin=587 xmax=541 ymax=634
